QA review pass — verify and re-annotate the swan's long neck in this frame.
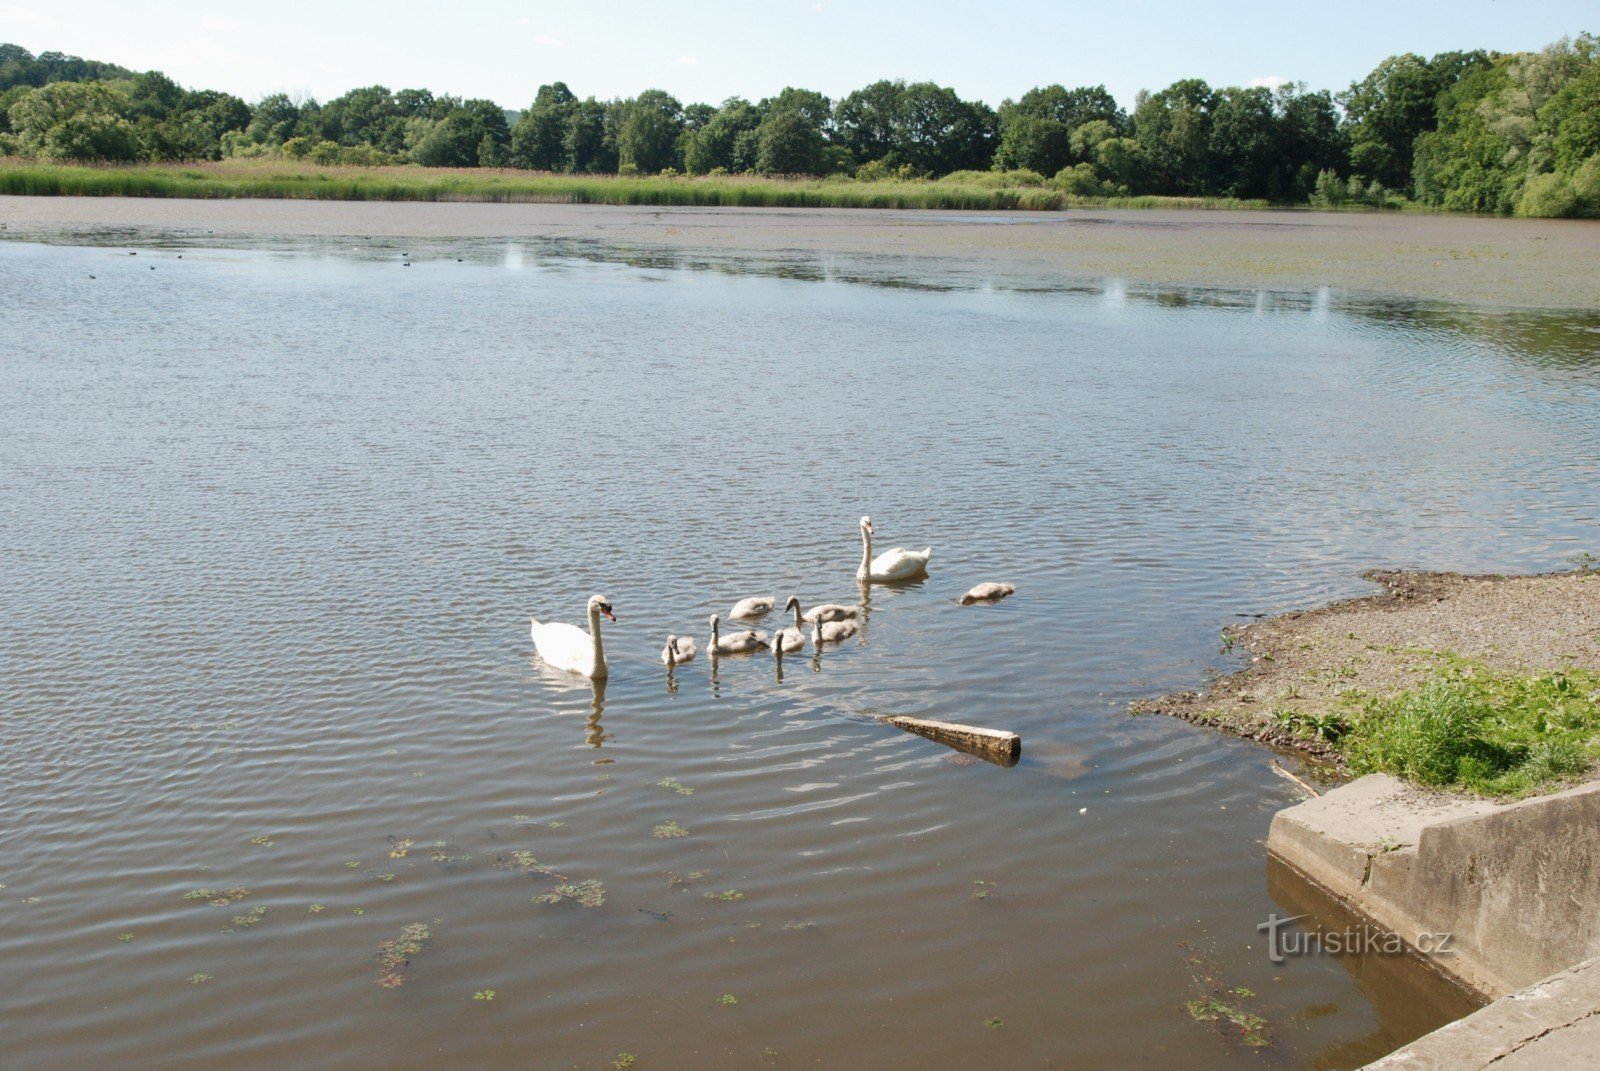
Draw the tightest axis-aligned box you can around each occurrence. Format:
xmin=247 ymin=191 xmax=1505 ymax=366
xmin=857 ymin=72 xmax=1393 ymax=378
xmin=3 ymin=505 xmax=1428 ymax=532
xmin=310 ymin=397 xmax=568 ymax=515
xmin=588 ymin=604 xmax=607 ymax=678
xmin=710 ymin=618 xmax=719 ymax=651
xmin=857 ymin=527 xmax=872 ymax=579
xmin=791 ymin=601 xmax=803 ymax=628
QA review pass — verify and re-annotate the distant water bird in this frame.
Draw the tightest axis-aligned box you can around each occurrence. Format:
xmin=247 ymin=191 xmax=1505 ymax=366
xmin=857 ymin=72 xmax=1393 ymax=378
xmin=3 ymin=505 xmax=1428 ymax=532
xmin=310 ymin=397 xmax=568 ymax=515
xmin=960 ymin=582 xmax=1016 ymax=605
xmin=728 ymin=596 xmax=774 ymax=621
xmin=773 ymin=598 xmax=808 ymax=653
xmin=856 ymin=516 xmax=931 ymax=582
xmin=811 ymin=614 xmax=859 ymax=645
xmin=530 ymin=594 xmax=616 ymax=679
xmin=709 ymin=613 xmax=768 ymax=654
xmin=129 ymin=251 xmax=136 ymax=255
xmin=661 ymin=634 xmax=697 ymax=666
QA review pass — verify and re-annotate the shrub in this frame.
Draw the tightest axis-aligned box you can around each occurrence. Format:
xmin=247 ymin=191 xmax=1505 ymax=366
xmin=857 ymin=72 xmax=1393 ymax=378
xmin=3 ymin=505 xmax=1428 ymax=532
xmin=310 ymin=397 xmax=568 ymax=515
xmin=1051 ymin=162 xmax=1113 ymax=197
xmin=939 ymin=168 xmax=1047 ymax=188
xmin=855 ymin=158 xmax=916 ymax=182
xmin=1346 ymin=681 xmax=1482 ymax=785
xmin=1519 ymin=171 xmax=1580 ymax=217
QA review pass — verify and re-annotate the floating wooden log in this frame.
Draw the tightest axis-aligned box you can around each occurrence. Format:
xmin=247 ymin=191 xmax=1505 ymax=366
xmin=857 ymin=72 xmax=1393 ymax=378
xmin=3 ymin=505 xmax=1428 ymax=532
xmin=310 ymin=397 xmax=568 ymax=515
xmin=882 ymin=715 xmax=1021 ymax=767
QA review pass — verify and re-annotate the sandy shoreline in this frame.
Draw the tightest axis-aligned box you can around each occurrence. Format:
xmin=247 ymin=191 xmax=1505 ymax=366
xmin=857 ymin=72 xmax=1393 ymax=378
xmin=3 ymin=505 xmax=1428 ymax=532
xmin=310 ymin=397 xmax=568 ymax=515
xmin=4 ymin=195 xmax=1598 ymax=309
xmin=1132 ymin=569 xmax=1600 ymax=767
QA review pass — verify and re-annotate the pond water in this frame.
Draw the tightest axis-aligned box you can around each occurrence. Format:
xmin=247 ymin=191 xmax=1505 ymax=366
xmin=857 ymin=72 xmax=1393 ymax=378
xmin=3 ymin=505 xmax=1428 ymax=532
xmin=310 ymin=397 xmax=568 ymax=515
xmin=3 ymin=225 xmax=1598 ymax=1071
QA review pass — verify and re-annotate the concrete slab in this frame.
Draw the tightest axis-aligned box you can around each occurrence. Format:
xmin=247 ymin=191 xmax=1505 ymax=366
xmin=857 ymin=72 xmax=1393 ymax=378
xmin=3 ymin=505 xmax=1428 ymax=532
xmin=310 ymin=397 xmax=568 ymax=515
xmin=1269 ymin=775 xmax=1600 ymax=997
xmin=1361 ymin=958 xmax=1600 ymax=1070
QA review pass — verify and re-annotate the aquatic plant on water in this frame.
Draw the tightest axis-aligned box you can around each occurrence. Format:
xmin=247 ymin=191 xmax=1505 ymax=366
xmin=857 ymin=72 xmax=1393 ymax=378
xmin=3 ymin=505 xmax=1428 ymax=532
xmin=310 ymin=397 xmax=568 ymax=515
xmin=375 ymin=922 xmax=431 ymax=989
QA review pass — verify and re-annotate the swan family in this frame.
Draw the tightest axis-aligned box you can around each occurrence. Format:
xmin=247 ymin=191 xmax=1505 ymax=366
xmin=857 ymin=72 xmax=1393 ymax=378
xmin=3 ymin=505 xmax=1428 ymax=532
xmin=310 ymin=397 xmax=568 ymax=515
xmin=530 ymin=516 xmax=1013 ymax=679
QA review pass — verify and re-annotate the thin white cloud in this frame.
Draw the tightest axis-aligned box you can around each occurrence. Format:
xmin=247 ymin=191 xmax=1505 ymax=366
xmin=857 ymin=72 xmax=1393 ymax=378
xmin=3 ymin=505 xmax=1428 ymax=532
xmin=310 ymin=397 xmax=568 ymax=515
xmin=1248 ymin=75 xmax=1289 ymax=89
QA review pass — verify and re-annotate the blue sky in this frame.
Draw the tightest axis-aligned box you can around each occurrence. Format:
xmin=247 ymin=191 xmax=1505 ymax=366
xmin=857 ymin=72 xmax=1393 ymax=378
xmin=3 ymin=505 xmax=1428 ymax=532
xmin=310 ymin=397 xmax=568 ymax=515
xmin=3 ymin=1 xmax=1593 ymax=110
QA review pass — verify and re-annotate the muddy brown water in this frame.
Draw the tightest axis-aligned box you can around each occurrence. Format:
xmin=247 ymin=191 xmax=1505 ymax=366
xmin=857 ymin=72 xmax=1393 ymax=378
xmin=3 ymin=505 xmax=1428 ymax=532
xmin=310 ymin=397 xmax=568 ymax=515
xmin=3 ymin=223 xmax=1595 ymax=1069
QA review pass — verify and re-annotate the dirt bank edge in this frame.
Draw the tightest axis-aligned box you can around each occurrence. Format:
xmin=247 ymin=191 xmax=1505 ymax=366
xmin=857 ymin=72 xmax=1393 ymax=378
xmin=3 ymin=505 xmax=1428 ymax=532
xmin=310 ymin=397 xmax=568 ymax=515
xmin=1130 ymin=568 xmax=1600 ymax=771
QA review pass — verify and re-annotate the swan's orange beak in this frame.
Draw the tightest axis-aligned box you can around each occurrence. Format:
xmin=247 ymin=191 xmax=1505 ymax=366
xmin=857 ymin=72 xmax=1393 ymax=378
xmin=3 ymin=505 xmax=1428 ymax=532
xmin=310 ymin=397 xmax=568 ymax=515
xmin=601 ymin=607 xmax=617 ymax=622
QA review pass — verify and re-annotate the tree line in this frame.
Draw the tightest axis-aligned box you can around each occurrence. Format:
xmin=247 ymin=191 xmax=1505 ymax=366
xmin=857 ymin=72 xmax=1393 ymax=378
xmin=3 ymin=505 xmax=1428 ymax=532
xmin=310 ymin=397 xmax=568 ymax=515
xmin=1 ymin=35 xmax=1596 ymax=216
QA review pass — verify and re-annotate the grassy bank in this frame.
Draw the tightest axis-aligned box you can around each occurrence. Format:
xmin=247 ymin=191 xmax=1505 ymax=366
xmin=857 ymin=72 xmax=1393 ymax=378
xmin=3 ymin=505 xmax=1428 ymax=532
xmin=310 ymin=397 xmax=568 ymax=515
xmin=1282 ymin=661 xmax=1600 ymax=797
xmin=0 ymin=159 xmax=1280 ymax=211
xmin=1133 ymin=570 xmax=1600 ymax=799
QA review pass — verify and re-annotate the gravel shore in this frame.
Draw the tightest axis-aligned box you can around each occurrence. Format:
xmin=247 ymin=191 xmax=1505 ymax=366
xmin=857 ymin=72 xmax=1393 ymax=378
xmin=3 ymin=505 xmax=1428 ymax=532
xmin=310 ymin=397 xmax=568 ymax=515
xmin=1132 ymin=570 xmax=1600 ymax=765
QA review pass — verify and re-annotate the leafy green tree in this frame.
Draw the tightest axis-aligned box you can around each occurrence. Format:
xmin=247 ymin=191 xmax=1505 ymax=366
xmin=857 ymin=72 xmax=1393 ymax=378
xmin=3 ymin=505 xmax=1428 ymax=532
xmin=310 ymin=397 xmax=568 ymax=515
xmin=756 ymin=107 xmax=825 ymax=174
xmin=8 ymin=80 xmax=142 ymax=159
xmin=126 ymin=70 xmax=184 ymax=120
xmin=615 ymin=89 xmax=683 ymax=173
xmin=904 ymin=83 xmax=995 ymax=174
xmin=682 ymin=102 xmax=715 ymax=130
xmin=395 ymin=88 xmax=437 ymax=118
xmin=1207 ymin=86 xmax=1276 ymax=198
xmin=1410 ymin=61 xmax=1516 ymax=212
xmin=833 ymin=80 xmax=904 ymax=165
xmin=1133 ymin=78 xmax=1217 ymax=194
xmin=0 ymin=43 xmax=134 ymax=90
xmin=509 ymin=81 xmax=576 ymax=169
xmin=1271 ymin=84 xmax=1346 ymax=199
xmin=834 ymin=80 xmax=993 ymax=175
xmin=406 ymin=97 xmax=508 ymax=166
xmin=753 ymin=87 xmax=831 ymax=174
xmin=244 ymin=93 xmax=301 ymax=147
xmin=0 ymin=84 xmax=30 ymax=133
xmin=563 ymin=97 xmax=614 ymax=172
xmin=321 ymin=85 xmax=407 ymax=153
xmin=1339 ymin=50 xmax=1491 ymax=191
xmin=994 ymin=84 xmax=1125 ymax=174
xmin=682 ymin=96 xmax=761 ymax=173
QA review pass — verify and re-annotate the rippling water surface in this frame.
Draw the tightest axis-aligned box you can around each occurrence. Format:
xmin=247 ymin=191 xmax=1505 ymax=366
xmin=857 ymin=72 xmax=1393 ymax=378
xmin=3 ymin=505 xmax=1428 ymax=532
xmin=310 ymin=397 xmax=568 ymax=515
xmin=4 ymin=227 xmax=1598 ymax=1071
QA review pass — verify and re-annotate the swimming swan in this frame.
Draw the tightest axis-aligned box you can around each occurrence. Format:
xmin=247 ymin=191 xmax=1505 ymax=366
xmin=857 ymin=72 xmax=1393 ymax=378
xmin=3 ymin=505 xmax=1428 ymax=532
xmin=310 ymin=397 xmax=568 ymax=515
xmin=661 ymin=634 xmax=697 ymax=665
xmin=960 ymin=582 xmax=1016 ymax=605
xmin=802 ymin=601 xmax=858 ymax=623
xmin=728 ymin=596 xmax=775 ymax=621
xmin=856 ymin=516 xmax=931 ymax=583
xmin=709 ymin=613 xmax=769 ymax=654
xmin=530 ymin=595 xmax=616 ymax=679
xmin=774 ymin=597 xmax=808 ymax=653
xmin=810 ymin=614 xmax=859 ymax=645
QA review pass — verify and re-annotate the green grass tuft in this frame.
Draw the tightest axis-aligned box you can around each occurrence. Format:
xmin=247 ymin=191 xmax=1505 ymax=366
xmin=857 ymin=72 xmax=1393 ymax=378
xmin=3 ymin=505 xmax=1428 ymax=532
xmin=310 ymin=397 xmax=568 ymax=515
xmin=1343 ymin=667 xmax=1600 ymax=797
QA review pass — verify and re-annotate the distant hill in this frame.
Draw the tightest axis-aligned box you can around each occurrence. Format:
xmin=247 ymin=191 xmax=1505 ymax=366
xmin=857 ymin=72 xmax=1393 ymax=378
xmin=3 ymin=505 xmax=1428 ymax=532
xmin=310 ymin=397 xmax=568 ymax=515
xmin=0 ymin=43 xmax=136 ymax=91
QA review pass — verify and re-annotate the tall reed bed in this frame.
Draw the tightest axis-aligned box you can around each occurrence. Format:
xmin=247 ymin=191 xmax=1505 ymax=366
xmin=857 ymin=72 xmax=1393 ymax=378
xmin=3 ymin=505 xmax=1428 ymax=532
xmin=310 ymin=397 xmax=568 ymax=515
xmin=0 ymin=161 xmax=1079 ymax=210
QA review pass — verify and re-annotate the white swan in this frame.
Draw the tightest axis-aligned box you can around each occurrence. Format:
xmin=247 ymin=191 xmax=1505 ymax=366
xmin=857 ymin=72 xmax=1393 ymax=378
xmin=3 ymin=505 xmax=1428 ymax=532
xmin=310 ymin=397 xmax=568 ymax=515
xmin=960 ymin=582 xmax=1016 ymax=605
xmin=728 ymin=596 xmax=775 ymax=621
xmin=810 ymin=614 xmax=859 ymax=645
xmin=856 ymin=516 xmax=931 ymax=582
xmin=661 ymin=634 xmax=697 ymax=665
xmin=530 ymin=595 xmax=615 ymax=679
xmin=709 ymin=613 xmax=769 ymax=654
xmin=773 ymin=597 xmax=808 ymax=653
